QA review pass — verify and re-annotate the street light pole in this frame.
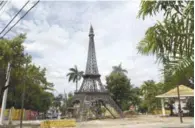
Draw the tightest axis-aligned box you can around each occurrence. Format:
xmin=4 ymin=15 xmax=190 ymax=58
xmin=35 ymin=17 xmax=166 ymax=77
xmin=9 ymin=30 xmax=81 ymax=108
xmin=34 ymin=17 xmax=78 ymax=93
xmin=0 ymin=62 xmax=11 ymax=125
xmin=177 ymin=85 xmax=183 ymax=123
xmin=20 ymin=63 xmax=28 ymax=128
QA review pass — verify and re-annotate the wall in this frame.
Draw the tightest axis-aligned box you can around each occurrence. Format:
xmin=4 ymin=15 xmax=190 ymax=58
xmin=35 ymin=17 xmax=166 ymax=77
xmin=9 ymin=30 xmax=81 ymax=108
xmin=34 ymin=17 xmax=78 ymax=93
xmin=0 ymin=108 xmax=38 ymax=120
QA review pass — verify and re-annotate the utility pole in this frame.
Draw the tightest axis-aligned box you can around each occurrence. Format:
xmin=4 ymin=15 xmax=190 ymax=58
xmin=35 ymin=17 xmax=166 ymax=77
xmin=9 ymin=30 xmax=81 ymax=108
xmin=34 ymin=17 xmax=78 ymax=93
xmin=20 ymin=63 xmax=28 ymax=128
xmin=0 ymin=62 xmax=11 ymax=125
xmin=177 ymin=85 xmax=183 ymax=123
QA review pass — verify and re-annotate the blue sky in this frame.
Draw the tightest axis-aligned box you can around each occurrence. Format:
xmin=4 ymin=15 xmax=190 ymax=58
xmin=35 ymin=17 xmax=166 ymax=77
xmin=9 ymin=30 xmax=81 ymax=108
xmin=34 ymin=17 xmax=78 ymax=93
xmin=0 ymin=1 xmax=163 ymax=94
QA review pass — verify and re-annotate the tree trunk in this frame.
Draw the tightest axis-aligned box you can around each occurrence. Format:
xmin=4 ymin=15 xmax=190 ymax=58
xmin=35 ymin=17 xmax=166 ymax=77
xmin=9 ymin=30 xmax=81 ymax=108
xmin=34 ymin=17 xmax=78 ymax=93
xmin=76 ymin=79 xmax=78 ymax=92
xmin=169 ymin=104 xmax=174 ymax=116
xmin=0 ymin=69 xmax=6 ymax=102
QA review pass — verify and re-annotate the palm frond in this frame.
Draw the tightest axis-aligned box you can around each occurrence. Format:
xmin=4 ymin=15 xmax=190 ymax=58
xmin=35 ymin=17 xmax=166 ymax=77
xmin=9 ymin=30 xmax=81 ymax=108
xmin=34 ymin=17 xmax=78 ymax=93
xmin=66 ymin=72 xmax=74 ymax=77
xmin=66 ymin=65 xmax=83 ymax=85
xmin=68 ymin=74 xmax=75 ymax=82
xmin=69 ymin=68 xmax=77 ymax=72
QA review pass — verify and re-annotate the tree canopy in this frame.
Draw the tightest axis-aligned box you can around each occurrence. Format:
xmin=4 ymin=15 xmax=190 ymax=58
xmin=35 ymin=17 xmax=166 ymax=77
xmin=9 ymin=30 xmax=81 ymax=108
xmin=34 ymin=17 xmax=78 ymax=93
xmin=111 ymin=63 xmax=128 ymax=75
xmin=106 ymin=65 xmax=141 ymax=111
xmin=0 ymin=34 xmax=54 ymax=112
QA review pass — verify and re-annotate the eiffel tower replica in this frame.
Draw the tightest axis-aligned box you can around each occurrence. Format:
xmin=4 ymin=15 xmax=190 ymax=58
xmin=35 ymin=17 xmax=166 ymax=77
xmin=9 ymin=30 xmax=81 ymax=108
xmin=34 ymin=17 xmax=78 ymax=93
xmin=71 ymin=25 xmax=123 ymax=121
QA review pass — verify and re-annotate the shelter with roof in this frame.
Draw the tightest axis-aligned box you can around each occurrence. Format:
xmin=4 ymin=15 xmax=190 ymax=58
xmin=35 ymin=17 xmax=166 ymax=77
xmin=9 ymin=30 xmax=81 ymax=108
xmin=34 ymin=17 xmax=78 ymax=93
xmin=156 ymin=85 xmax=194 ymax=116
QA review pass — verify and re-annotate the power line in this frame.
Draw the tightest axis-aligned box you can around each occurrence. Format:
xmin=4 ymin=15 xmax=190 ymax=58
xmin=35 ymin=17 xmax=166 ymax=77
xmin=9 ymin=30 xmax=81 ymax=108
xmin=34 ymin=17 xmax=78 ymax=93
xmin=0 ymin=0 xmax=11 ymax=18
xmin=0 ymin=1 xmax=7 ymax=12
xmin=0 ymin=1 xmax=6 ymax=9
xmin=0 ymin=0 xmax=30 ymax=35
xmin=1 ymin=0 xmax=40 ymax=38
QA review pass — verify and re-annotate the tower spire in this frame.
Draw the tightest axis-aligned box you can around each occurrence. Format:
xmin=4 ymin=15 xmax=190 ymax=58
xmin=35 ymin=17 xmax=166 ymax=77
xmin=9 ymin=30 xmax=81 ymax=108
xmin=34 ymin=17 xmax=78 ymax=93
xmin=85 ymin=25 xmax=98 ymax=75
xmin=89 ymin=24 xmax=94 ymax=36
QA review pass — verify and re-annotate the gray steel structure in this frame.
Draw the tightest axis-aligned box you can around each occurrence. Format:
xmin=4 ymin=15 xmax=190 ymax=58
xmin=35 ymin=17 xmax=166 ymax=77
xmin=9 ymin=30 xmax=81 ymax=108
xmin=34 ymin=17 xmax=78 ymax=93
xmin=71 ymin=25 xmax=123 ymax=121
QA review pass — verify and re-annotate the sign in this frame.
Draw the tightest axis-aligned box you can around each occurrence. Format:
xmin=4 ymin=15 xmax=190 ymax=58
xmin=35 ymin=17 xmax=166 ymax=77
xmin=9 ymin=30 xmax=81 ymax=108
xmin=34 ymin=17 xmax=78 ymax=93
xmin=40 ymin=119 xmax=76 ymax=128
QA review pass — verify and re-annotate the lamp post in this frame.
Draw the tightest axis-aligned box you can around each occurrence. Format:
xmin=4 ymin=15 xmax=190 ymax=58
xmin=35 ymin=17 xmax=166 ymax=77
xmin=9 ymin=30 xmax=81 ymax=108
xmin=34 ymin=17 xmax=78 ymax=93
xmin=0 ymin=62 xmax=11 ymax=125
xmin=177 ymin=85 xmax=183 ymax=123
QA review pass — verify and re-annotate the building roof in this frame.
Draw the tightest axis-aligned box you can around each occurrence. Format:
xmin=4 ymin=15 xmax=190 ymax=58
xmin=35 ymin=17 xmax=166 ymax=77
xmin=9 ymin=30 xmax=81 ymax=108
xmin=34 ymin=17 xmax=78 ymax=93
xmin=156 ymin=85 xmax=194 ymax=98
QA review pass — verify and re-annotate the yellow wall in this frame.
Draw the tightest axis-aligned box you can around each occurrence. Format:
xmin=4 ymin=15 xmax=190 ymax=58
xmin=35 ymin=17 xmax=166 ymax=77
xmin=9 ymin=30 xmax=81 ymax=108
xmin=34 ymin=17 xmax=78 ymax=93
xmin=152 ymin=109 xmax=170 ymax=115
xmin=40 ymin=120 xmax=76 ymax=128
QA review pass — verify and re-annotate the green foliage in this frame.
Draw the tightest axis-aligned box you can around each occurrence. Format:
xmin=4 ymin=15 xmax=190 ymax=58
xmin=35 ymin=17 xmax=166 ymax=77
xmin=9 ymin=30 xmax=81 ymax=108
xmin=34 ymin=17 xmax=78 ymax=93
xmin=106 ymin=72 xmax=140 ymax=111
xmin=66 ymin=65 xmax=84 ymax=92
xmin=0 ymin=34 xmax=28 ymax=97
xmin=111 ymin=63 xmax=128 ymax=75
xmin=66 ymin=92 xmax=74 ymax=107
xmin=140 ymin=80 xmax=165 ymax=113
xmin=137 ymin=1 xmax=194 ymax=87
xmin=7 ymin=63 xmax=54 ymax=112
xmin=0 ymin=34 xmax=54 ymax=112
xmin=130 ymin=87 xmax=141 ymax=107
xmin=138 ymin=102 xmax=148 ymax=114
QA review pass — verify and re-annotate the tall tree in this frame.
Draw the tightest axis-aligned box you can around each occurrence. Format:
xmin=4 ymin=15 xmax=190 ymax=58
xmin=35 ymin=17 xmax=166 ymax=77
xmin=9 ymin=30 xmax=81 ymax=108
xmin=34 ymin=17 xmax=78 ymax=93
xmin=112 ymin=63 xmax=128 ymax=75
xmin=66 ymin=65 xmax=84 ymax=92
xmin=0 ymin=34 xmax=28 ymax=98
xmin=0 ymin=34 xmax=54 ymax=113
xmin=7 ymin=63 xmax=54 ymax=112
xmin=106 ymin=72 xmax=140 ymax=111
xmin=137 ymin=1 xmax=194 ymax=88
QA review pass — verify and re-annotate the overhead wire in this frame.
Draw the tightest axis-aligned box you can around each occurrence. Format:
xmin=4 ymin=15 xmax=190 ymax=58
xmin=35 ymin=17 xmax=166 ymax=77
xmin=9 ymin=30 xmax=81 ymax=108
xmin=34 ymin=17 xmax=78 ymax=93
xmin=1 ymin=0 xmax=40 ymax=38
xmin=0 ymin=0 xmax=11 ymax=18
xmin=0 ymin=0 xmax=30 ymax=35
xmin=0 ymin=1 xmax=7 ymax=12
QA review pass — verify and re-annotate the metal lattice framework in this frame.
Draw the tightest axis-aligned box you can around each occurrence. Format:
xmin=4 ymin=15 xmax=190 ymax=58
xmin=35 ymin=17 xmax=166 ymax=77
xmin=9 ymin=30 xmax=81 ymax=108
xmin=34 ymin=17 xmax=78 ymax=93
xmin=71 ymin=25 xmax=123 ymax=121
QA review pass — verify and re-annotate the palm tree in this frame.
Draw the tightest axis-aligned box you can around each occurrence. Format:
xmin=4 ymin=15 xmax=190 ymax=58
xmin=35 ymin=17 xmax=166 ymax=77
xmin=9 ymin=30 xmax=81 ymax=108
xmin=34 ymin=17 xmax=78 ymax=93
xmin=112 ymin=63 xmax=128 ymax=75
xmin=66 ymin=65 xmax=84 ymax=92
xmin=140 ymin=80 xmax=156 ymax=97
xmin=140 ymin=80 xmax=162 ymax=112
xmin=137 ymin=1 xmax=194 ymax=86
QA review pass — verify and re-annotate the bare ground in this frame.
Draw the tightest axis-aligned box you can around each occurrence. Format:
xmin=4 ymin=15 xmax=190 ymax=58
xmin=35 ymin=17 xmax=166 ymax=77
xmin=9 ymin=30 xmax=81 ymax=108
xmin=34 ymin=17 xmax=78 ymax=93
xmin=77 ymin=115 xmax=194 ymax=128
xmin=2 ymin=115 xmax=194 ymax=128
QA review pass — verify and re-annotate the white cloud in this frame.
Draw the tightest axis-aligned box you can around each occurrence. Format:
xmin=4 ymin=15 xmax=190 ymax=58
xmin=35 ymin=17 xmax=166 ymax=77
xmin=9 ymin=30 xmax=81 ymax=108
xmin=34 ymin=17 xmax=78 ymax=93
xmin=0 ymin=1 xmax=164 ymax=94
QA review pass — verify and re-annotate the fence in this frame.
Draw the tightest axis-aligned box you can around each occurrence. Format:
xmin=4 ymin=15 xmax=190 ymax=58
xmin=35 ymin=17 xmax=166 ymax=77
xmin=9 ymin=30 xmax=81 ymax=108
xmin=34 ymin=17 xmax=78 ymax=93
xmin=0 ymin=108 xmax=38 ymax=120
